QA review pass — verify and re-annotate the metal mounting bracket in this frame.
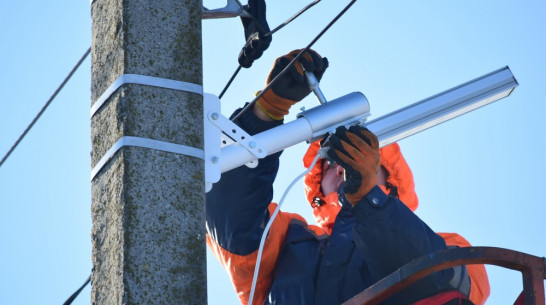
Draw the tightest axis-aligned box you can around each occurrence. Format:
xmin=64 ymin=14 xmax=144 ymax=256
xmin=204 ymin=93 xmax=266 ymax=191
xmin=208 ymin=111 xmax=267 ymax=160
xmin=202 ymin=0 xmax=251 ymax=19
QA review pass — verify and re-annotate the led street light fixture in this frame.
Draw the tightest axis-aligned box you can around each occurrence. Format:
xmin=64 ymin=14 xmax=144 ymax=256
xmin=367 ymin=66 xmax=518 ymax=147
xmin=204 ymin=66 xmax=518 ymax=191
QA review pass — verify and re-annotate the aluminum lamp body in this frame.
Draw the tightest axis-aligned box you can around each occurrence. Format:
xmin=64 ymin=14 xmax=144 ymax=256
xmin=367 ymin=66 xmax=518 ymax=147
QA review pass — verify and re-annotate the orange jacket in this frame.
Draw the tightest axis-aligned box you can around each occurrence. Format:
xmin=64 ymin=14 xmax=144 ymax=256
xmin=302 ymin=141 xmax=490 ymax=305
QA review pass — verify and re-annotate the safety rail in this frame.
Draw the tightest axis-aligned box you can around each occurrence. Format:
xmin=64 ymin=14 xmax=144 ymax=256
xmin=341 ymin=247 xmax=546 ymax=305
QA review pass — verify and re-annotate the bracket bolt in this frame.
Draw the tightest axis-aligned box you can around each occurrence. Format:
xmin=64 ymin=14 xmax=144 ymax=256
xmin=211 ymin=156 xmax=219 ymax=164
xmin=211 ymin=112 xmax=219 ymax=120
xmin=249 ymin=141 xmax=256 ymax=149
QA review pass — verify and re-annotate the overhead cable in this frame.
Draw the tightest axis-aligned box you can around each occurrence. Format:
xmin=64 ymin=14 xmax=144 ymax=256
xmin=264 ymin=0 xmax=321 ymax=37
xmin=218 ymin=0 xmax=322 ymax=100
xmin=63 ymin=275 xmax=90 ymax=305
xmin=219 ymin=65 xmax=242 ymax=99
xmin=231 ymin=0 xmax=358 ymax=122
xmin=0 ymin=47 xmax=91 ymax=168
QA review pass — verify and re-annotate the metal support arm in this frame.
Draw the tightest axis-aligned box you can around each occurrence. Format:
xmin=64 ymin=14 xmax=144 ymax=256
xmin=204 ymin=92 xmax=370 ymax=191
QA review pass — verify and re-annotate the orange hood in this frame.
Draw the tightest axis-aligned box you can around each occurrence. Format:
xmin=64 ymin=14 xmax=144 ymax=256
xmin=303 ymin=141 xmax=419 ymax=233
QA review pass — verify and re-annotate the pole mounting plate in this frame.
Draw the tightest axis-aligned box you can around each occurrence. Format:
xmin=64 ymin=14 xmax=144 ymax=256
xmin=204 ymin=93 xmax=266 ymax=192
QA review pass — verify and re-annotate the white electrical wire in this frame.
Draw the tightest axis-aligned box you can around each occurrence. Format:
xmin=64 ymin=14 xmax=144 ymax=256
xmin=247 ymin=151 xmax=323 ymax=305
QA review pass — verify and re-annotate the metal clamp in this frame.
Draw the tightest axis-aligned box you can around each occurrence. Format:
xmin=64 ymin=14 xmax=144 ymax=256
xmin=202 ymin=0 xmax=251 ymax=19
xmin=91 ymin=74 xmax=203 ymax=118
xmin=91 ymin=136 xmax=204 ymax=180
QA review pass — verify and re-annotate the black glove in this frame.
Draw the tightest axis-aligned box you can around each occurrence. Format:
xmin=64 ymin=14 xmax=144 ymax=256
xmin=238 ymin=0 xmax=271 ymax=68
xmin=323 ymin=125 xmax=380 ymax=205
xmin=266 ymin=49 xmax=329 ymax=102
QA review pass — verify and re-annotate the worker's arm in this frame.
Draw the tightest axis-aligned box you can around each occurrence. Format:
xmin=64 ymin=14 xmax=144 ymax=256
xmin=206 ymin=49 xmax=328 ymax=304
xmin=207 ymin=48 xmax=328 ymax=254
xmin=206 ymin=104 xmax=288 ymax=305
xmin=326 ymin=126 xmax=466 ymax=303
xmin=206 ymin=105 xmax=282 ymax=255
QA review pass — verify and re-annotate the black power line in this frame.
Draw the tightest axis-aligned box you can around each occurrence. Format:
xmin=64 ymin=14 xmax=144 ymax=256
xmin=63 ymin=275 xmax=90 ymax=305
xmin=264 ymin=0 xmax=321 ymax=37
xmin=218 ymin=0 xmax=322 ymax=100
xmin=0 ymin=47 xmax=91 ymax=168
xmin=231 ymin=0 xmax=358 ymax=122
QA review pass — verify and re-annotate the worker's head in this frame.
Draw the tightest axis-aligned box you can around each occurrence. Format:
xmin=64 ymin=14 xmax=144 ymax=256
xmin=302 ymin=140 xmax=418 ymax=233
xmin=320 ymin=160 xmax=345 ymax=196
xmin=320 ymin=159 xmax=389 ymax=197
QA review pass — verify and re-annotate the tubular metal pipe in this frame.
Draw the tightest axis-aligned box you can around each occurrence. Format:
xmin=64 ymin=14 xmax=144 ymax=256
xmin=220 ymin=92 xmax=370 ymax=173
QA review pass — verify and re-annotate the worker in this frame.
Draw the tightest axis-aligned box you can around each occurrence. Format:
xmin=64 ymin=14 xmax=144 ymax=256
xmin=206 ymin=49 xmax=490 ymax=305
xmin=303 ymin=138 xmax=490 ymax=305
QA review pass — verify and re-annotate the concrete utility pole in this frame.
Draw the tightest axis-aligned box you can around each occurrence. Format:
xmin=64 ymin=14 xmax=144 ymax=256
xmin=90 ymin=0 xmax=205 ymax=304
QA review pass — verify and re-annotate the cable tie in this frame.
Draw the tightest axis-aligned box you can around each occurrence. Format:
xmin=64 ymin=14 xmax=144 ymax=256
xmin=91 ymin=136 xmax=204 ymax=180
xmin=91 ymin=74 xmax=203 ymax=118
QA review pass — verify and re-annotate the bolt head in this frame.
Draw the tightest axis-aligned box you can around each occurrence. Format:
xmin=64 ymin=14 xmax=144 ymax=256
xmin=211 ymin=112 xmax=219 ymax=120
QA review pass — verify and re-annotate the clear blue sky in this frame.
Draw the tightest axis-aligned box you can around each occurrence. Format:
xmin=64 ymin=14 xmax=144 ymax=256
xmin=1 ymin=1 xmax=544 ymax=304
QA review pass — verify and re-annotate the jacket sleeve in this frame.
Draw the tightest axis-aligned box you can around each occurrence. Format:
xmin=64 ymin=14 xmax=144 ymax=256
xmin=205 ymin=106 xmax=287 ymax=304
xmin=345 ymin=185 xmax=456 ymax=304
xmin=439 ymin=233 xmax=491 ymax=305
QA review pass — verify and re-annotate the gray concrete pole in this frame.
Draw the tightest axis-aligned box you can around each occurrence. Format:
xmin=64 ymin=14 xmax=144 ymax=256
xmin=90 ymin=0 xmax=205 ymax=304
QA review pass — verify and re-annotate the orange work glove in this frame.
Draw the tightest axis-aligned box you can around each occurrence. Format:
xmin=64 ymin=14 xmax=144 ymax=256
xmin=323 ymin=126 xmax=381 ymax=205
xmin=258 ymin=49 xmax=329 ymax=120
